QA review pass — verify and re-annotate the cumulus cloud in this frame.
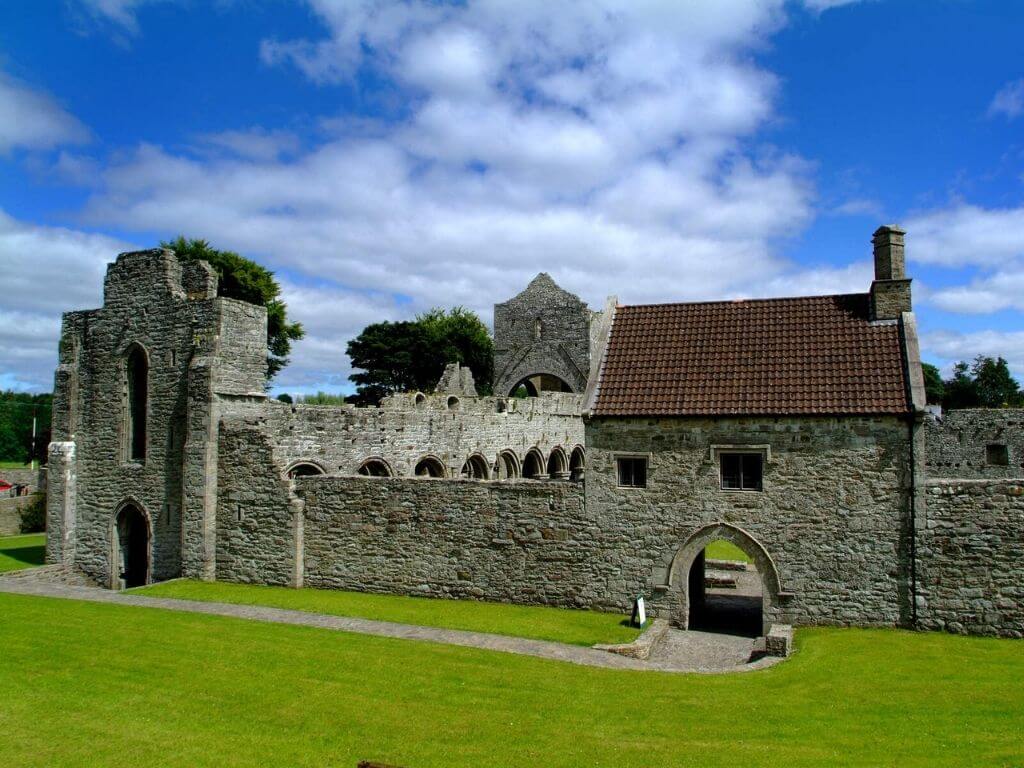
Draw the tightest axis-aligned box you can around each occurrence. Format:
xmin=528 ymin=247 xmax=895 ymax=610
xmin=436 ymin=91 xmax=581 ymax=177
xmin=988 ymin=79 xmax=1024 ymax=120
xmin=0 ymin=72 xmax=90 ymax=153
xmin=74 ymin=1 xmax=837 ymax=390
xmin=0 ymin=210 xmax=133 ymax=390
xmin=923 ymin=328 xmax=1024 ymax=380
xmin=904 ymin=203 xmax=1024 ymax=268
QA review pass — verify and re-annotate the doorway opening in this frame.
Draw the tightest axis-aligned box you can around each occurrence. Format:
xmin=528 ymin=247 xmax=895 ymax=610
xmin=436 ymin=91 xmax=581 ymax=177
xmin=509 ymin=373 xmax=573 ymax=397
xmin=687 ymin=539 xmax=762 ymax=637
xmin=114 ymin=503 xmax=150 ymax=589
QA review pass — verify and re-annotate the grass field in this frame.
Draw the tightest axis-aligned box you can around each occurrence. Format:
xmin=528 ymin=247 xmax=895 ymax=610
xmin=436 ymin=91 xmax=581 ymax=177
xmin=135 ymin=579 xmax=641 ymax=647
xmin=0 ymin=592 xmax=1021 ymax=767
xmin=0 ymin=533 xmax=45 ymax=572
xmin=705 ymin=539 xmax=752 ymax=562
xmin=0 ymin=460 xmax=31 ymax=470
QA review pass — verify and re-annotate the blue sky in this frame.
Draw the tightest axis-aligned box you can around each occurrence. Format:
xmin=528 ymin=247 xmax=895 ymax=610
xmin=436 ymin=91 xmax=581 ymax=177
xmin=2 ymin=0 xmax=1024 ymax=395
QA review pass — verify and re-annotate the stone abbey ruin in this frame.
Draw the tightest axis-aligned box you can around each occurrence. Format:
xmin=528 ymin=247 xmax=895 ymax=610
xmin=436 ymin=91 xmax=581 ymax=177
xmin=45 ymin=225 xmax=1023 ymax=638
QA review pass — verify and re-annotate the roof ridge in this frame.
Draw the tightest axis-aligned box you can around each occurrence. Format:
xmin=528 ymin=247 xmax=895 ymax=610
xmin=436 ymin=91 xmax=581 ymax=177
xmin=619 ymin=292 xmax=868 ymax=310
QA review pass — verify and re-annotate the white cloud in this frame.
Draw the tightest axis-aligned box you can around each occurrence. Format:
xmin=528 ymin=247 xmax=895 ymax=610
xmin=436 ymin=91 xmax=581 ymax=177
xmin=922 ymin=328 xmax=1024 ymax=381
xmin=800 ymin=0 xmax=867 ymax=11
xmin=904 ymin=203 xmax=1024 ymax=268
xmin=988 ymin=79 xmax=1024 ymax=120
xmin=0 ymin=72 xmax=90 ymax=153
xmin=194 ymin=128 xmax=301 ymax=161
xmin=73 ymin=0 xmax=172 ymax=37
xmin=0 ymin=210 xmax=134 ymax=390
xmin=929 ymin=265 xmax=1024 ymax=314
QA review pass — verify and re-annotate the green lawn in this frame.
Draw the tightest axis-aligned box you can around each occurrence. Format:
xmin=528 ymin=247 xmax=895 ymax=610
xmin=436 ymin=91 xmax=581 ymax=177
xmin=705 ymin=539 xmax=751 ymax=562
xmin=0 ymin=460 xmax=31 ymax=470
xmin=0 ymin=533 xmax=45 ymax=572
xmin=0 ymin=593 xmax=1021 ymax=767
xmin=134 ymin=579 xmax=641 ymax=647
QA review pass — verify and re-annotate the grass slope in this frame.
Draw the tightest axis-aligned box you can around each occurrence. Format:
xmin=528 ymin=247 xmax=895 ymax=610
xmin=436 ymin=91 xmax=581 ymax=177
xmin=0 ymin=593 xmax=1021 ymax=767
xmin=705 ymin=540 xmax=752 ymax=562
xmin=0 ymin=533 xmax=45 ymax=572
xmin=135 ymin=580 xmax=640 ymax=647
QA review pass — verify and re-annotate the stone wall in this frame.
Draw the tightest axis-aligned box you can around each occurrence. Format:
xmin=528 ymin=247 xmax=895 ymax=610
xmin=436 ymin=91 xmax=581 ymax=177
xmin=917 ymin=479 xmax=1024 ymax=638
xmin=0 ymin=496 xmax=33 ymax=535
xmin=45 ymin=249 xmax=269 ymax=586
xmin=0 ymin=467 xmax=45 ymax=493
xmin=261 ymin=391 xmax=584 ymax=480
xmin=925 ymin=409 xmax=1024 ymax=479
xmin=585 ymin=415 xmax=914 ymax=629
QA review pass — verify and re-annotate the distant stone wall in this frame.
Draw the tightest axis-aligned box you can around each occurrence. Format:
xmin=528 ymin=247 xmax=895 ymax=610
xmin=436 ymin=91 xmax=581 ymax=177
xmin=0 ymin=467 xmax=45 ymax=493
xmin=262 ymin=391 xmax=584 ymax=480
xmin=585 ymin=415 xmax=914 ymax=629
xmin=0 ymin=496 xmax=34 ymax=535
xmin=917 ymin=479 xmax=1024 ymax=638
xmin=925 ymin=409 xmax=1024 ymax=479
xmin=493 ymin=274 xmax=596 ymax=395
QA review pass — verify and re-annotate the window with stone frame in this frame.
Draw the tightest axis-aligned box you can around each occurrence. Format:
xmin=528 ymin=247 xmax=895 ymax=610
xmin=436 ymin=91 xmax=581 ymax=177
xmin=986 ymin=444 xmax=1009 ymax=466
xmin=616 ymin=456 xmax=647 ymax=488
xmin=720 ymin=452 xmax=763 ymax=491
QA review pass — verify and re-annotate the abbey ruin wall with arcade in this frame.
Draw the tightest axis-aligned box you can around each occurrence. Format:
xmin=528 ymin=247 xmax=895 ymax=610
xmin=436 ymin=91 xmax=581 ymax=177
xmin=44 ymin=226 xmax=1024 ymax=639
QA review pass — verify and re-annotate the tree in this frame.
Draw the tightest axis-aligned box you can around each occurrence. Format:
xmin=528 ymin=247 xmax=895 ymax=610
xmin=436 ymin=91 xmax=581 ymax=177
xmin=345 ymin=308 xmax=494 ymax=405
xmin=0 ymin=392 xmax=52 ymax=465
xmin=921 ymin=363 xmax=945 ymax=405
xmin=162 ymin=237 xmax=304 ymax=382
xmin=276 ymin=393 xmax=293 ymax=404
xmin=940 ymin=356 xmax=1023 ymax=410
xmin=971 ymin=356 xmax=1022 ymax=408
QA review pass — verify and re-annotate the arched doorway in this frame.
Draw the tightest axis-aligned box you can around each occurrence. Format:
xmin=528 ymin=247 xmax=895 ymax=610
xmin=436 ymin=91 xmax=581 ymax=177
xmin=509 ymin=373 xmax=573 ymax=397
xmin=113 ymin=503 xmax=150 ymax=589
xmin=669 ymin=523 xmax=781 ymax=637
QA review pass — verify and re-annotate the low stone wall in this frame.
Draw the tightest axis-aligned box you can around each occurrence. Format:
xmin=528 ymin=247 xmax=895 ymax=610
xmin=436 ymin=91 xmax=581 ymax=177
xmin=917 ymin=479 xmax=1024 ymax=638
xmin=298 ymin=475 xmax=595 ymax=608
xmin=0 ymin=495 xmax=41 ymax=536
xmin=0 ymin=467 xmax=45 ymax=493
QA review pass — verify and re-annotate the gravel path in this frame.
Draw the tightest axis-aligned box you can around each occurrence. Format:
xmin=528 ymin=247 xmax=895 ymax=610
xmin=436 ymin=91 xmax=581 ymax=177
xmin=0 ymin=571 xmax=781 ymax=675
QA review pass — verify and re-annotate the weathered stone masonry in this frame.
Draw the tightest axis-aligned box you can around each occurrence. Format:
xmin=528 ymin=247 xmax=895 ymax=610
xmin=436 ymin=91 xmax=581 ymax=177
xmin=43 ymin=241 xmax=1024 ymax=639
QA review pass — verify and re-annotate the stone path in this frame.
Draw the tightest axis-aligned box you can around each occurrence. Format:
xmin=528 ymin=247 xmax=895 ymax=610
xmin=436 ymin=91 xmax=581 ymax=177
xmin=0 ymin=573 xmax=781 ymax=674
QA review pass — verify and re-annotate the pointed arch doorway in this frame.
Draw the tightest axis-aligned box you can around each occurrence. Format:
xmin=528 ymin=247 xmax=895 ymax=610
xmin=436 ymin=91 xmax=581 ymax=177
xmin=112 ymin=502 xmax=151 ymax=589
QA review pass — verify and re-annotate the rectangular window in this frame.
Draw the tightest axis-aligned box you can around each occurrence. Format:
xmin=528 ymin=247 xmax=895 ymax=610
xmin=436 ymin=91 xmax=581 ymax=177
xmin=986 ymin=444 xmax=1009 ymax=466
xmin=616 ymin=457 xmax=647 ymax=488
xmin=720 ymin=453 xmax=763 ymax=491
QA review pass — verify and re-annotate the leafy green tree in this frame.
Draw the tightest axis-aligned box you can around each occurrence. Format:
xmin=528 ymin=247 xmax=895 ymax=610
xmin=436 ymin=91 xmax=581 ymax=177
xmin=162 ymin=237 xmax=304 ymax=382
xmin=0 ymin=392 xmax=52 ymax=464
xmin=942 ymin=361 xmax=980 ymax=410
xmin=346 ymin=308 xmax=494 ymax=405
xmin=971 ymin=356 xmax=1022 ymax=408
xmin=275 ymin=393 xmax=293 ymax=404
xmin=940 ymin=356 xmax=1023 ymax=410
xmin=921 ymin=363 xmax=945 ymax=405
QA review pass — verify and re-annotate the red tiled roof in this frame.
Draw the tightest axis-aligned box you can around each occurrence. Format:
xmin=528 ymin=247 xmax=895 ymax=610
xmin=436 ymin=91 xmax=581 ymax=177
xmin=592 ymin=293 xmax=910 ymax=416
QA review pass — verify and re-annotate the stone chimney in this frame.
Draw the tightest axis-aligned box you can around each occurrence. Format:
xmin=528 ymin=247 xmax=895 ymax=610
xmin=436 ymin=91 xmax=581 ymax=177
xmin=869 ymin=225 xmax=912 ymax=320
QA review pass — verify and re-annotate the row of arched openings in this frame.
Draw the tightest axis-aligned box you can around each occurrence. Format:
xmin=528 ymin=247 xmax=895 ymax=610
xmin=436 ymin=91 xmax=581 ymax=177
xmin=286 ymin=447 xmax=585 ymax=482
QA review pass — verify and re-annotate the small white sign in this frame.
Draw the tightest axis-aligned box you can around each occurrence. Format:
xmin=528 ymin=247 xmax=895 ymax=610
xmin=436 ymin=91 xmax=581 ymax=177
xmin=633 ymin=596 xmax=646 ymax=627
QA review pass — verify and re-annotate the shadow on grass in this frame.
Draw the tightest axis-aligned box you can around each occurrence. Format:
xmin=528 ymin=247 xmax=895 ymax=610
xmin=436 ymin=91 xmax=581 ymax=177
xmin=0 ymin=542 xmax=46 ymax=569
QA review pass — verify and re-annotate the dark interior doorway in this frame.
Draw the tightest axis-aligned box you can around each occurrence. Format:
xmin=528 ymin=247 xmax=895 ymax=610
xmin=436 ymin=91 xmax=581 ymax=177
xmin=687 ymin=540 xmax=763 ymax=637
xmin=510 ymin=373 xmax=573 ymax=397
xmin=115 ymin=504 xmax=149 ymax=589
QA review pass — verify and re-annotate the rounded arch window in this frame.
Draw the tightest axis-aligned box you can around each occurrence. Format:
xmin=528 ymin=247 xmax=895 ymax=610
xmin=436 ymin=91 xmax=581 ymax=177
xmin=287 ymin=462 xmax=325 ymax=479
xmin=357 ymin=458 xmax=393 ymax=477
xmin=123 ymin=344 xmax=149 ymax=462
xmin=522 ymin=449 xmax=544 ymax=479
xmin=460 ymin=453 xmax=490 ymax=480
xmin=414 ymin=456 xmax=446 ymax=478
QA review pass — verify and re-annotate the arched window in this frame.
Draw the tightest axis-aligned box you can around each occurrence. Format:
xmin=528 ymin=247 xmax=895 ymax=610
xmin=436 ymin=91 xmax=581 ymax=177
xmin=414 ymin=456 xmax=446 ymax=478
xmin=460 ymin=453 xmax=490 ymax=480
xmin=569 ymin=446 xmax=585 ymax=482
xmin=447 ymin=396 xmax=460 ymax=410
xmin=124 ymin=345 xmax=148 ymax=461
xmin=522 ymin=448 xmax=544 ymax=479
xmin=357 ymin=458 xmax=393 ymax=477
xmin=287 ymin=462 xmax=325 ymax=479
xmin=547 ymin=446 xmax=569 ymax=479
xmin=495 ymin=450 xmax=520 ymax=480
